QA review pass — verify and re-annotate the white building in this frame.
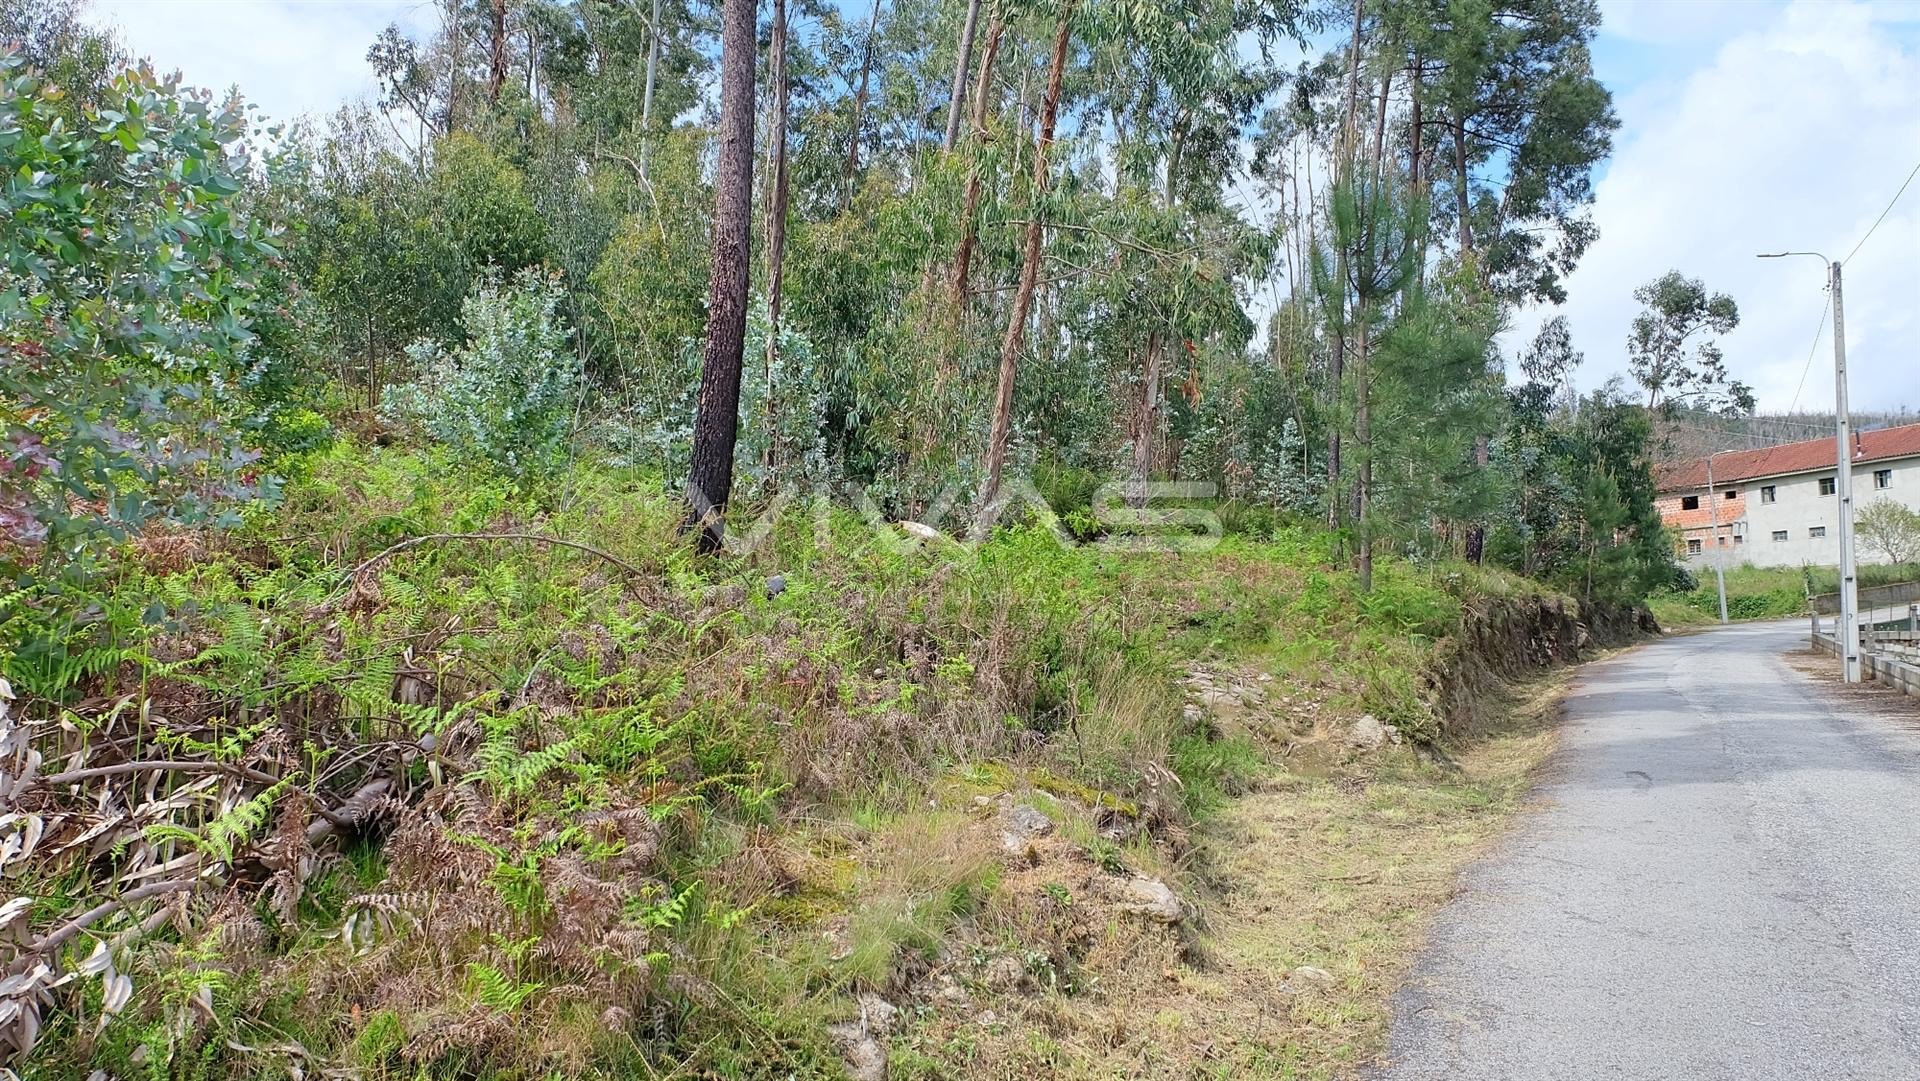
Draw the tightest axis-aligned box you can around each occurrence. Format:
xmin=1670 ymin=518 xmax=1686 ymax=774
xmin=1655 ymin=423 xmax=1920 ymax=569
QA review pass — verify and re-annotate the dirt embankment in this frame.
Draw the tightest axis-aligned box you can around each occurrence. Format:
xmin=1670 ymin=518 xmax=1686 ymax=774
xmin=879 ymin=589 xmax=1641 ymax=1080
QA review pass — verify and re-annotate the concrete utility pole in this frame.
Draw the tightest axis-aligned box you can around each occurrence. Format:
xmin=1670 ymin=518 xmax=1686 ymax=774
xmin=1759 ymin=250 xmax=1861 ymax=682
xmin=1830 ymin=260 xmax=1862 ymax=683
xmin=1705 ymin=452 xmax=1729 ymax=624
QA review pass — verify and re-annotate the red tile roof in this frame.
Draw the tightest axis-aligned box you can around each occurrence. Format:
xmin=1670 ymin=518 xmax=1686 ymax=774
xmin=1655 ymin=422 xmax=1920 ymax=492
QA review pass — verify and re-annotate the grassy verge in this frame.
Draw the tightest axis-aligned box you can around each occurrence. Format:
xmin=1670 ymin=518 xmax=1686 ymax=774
xmin=4 ymin=442 xmax=1605 ymax=1079
xmin=887 ymin=657 xmax=1579 ymax=1079
xmin=1650 ymin=561 xmax=1920 ymax=629
xmin=1648 ymin=564 xmax=1811 ymax=627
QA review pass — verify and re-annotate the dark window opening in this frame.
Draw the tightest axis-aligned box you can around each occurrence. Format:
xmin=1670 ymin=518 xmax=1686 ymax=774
xmin=1681 ymin=495 xmax=1700 ymax=510
xmin=1820 ymin=477 xmax=1837 ymax=496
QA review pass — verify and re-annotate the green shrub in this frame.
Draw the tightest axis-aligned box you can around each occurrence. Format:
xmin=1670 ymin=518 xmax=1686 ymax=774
xmin=382 ymin=269 xmax=581 ymax=484
xmin=0 ymin=52 xmax=283 ymax=565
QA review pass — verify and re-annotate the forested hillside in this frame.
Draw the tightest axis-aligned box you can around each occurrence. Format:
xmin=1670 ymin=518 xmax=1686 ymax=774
xmin=2 ymin=0 xmax=1687 ymax=1075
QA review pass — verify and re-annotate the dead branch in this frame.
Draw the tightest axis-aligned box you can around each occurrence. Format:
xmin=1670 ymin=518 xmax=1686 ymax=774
xmin=28 ymin=878 xmax=196 ymax=962
xmin=40 ymin=759 xmax=287 ymax=790
xmin=346 ymin=532 xmax=648 ymax=585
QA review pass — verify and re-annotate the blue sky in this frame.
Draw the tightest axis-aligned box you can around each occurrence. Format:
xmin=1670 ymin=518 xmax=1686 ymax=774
xmin=89 ymin=0 xmax=1920 ymax=413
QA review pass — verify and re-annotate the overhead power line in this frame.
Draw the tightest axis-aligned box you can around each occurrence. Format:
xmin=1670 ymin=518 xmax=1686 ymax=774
xmin=1784 ymin=294 xmax=1831 ymax=416
xmin=1842 ymin=159 xmax=1920 ymax=265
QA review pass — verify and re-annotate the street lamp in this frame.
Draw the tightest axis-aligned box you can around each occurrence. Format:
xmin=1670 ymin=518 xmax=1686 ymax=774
xmin=1704 ymin=448 xmax=1729 ymax=625
xmin=1758 ymin=250 xmax=1860 ymax=683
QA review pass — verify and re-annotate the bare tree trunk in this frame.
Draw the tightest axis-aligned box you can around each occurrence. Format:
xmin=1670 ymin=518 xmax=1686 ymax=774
xmin=1464 ymin=435 xmax=1489 ymax=564
xmin=1012 ymin=62 xmax=1031 ymax=177
xmin=1322 ymin=175 xmax=1341 ymax=536
xmin=366 ymin=311 xmax=379 ymax=409
xmin=488 ymin=0 xmax=508 ymax=104
xmin=1164 ymin=116 xmax=1187 ymax=206
xmin=1370 ymin=65 xmax=1392 ymax=175
xmin=1328 ymin=0 xmax=1364 ymax=542
xmin=683 ymin=0 xmax=758 ymax=553
xmin=1453 ymin=117 xmax=1472 ymax=252
xmin=639 ymin=0 xmax=662 ymax=180
xmin=1355 ymin=318 xmax=1373 ymax=591
xmin=942 ymin=0 xmax=982 ymax=152
xmin=763 ymin=0 xmax=791 ymax=472
xmin=1131 ymin=332 xmax=1165 ymax=503
xmin=1408 ymin=59 xmax=1423 ymax=191
xmin=950 ymin=15 xmax=1005 ymax=307
xmin=1409 ymin=56 xmax=1426 ymax=288
xmin=842 ymin=0 xmax=886 ymax=209
xmin=981 ymin=2 xmax=1074 ymax=513
xmin=1451 ymin=98 xmax=1491 ymax=563
xmin=1341 ymin=0 xmax=1364 ymax=157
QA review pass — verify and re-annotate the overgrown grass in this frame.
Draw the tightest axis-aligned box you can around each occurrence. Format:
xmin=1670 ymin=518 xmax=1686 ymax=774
xmin=1649 ymin=561 xmax=1920 ymax=630
xmin=1649 ymin=564 xmax=1811 ymax=626
xmin=5 ymin=441 xmax=1601 ymax=1079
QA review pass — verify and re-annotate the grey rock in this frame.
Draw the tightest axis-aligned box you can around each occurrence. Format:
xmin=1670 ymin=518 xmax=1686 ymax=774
xmin=1114 ymin=875 xmax=1187 ymax=923
xmin=826 ymin=1022 xmax=886 ymax=1081
xmin=932 ymin=973 xmax=971 ymax=1005
xmin=827 ymin=993 xmax=899 ymax=1081
xmin=899 ymin=520 xmax=942 ymax=542
xmin=1005 ymin=804 xmax=1054 ymax=838
xmin=1347 ymin=713 xmax=1402 ymax=750
xmin=764 ymin=574 xmax=787 ymax=598
xmin=981 ymin=953 xmax=1028 ymax=992
xmin=858 ymin=991 xmax=900 ymax=1034
xmin=1287 ymin=964 xmax=1335 ymax=991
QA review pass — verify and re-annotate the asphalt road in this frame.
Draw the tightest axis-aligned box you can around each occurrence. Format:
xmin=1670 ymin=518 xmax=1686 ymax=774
xmin=1377 ymin=620 xmax=1920 ymax=1080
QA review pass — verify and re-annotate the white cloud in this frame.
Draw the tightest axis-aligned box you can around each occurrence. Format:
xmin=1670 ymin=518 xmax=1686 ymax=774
xmin=89 ymin=0 xmax=437 ymax=124
xmin=1510 ymin=0 xmax=1920 ymax=413
xmin=1598 ymin=0 xmax=1785 ymax=46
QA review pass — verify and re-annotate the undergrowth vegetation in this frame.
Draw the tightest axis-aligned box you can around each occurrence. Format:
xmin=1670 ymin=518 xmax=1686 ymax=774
xmin=1647 ymin=562 xmax=1920 ymax=627
xmin=0 ymin=441 xmax=1605 ymax=1077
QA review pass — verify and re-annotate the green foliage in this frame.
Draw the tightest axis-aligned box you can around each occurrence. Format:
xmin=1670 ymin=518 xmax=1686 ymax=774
xmin=144 ymin=780 xmax=291 ymax=866
xmin=1492 ymin=376 xmax=1679 ymax=606
xmin=1857 ymin=499 xmax=1920 ymax=565
xmin=3 ymin=0 xmax=1663 ymax=1071
xmin=383 ymin=269 xmax=582 ymax=483
xmin=467 ymin=960 xmax=544 ymax=1012
xmin=1626 ymin=270 xmax=1750 ymax=415
xmin=0 ymin=49 xmax=283 ymax=564
xmin=428 ymin=132 xmax=549 ymax=274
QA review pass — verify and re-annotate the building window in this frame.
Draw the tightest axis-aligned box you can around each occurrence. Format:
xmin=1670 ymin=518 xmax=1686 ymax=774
xmin=1681 ymin=495 xmax=1700 ymax=510
xmin=1820 ymin=477 xmax=1837 ymax=496
xmin=1772 ymin=530 xmax=1789 ymax=542
xmin=1733 ymin=534 xmax=1744 ymax=545
xmin=1876 ymin=469 xmax=1893 ymax=489
xmin=1687 ymin=538 xmax=1703 ymax=555
xmin=1761 ymin=485 xmax=1777 ymax=504
xmin=1725 ymin=489 xmax=1738 ymax=500
xmin=1810 ymin=526 xmax=1827 ymax=539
